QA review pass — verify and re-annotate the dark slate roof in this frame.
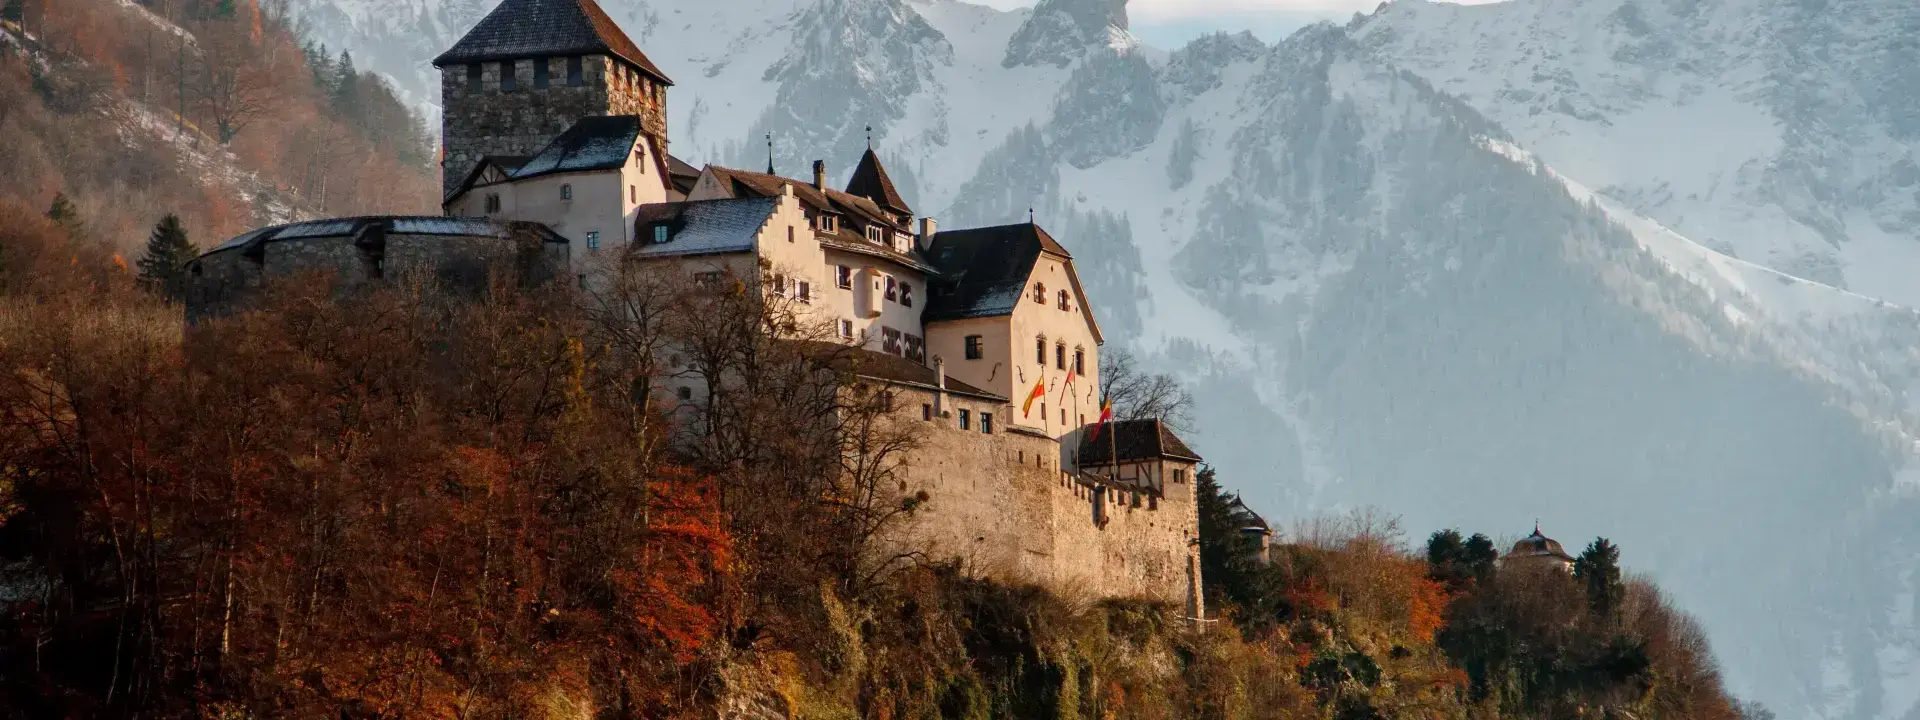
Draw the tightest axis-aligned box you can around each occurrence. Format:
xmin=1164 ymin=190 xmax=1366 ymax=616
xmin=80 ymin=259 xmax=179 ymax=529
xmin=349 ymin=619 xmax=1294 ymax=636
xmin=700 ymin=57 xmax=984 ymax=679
xmin=629 ymin=197 xmax=778 ymax=258
xmin=1078 ymin=419 xmax=1202 ymax=465
xmin=845 ymin=148 xmax=911 ymax=216
xmin=666 ymin=154 xmax=701 ymax=194
xmin=431 ymin=0 xmax=672 ymax=85
xmin=1226 ymin=495 xmax=1269 ymax=531
xmin=922 ymin=223 xmax=1059 ymax=322
xmin=821 ymin=345 xmax=1005 ymax=401
xmin=512 ymin=116 xmax=641 ymax=180
xmin=444 ymin=155 xmax=533 ymax=203
xmin=200 ymin=216 xmax=565 ymax=257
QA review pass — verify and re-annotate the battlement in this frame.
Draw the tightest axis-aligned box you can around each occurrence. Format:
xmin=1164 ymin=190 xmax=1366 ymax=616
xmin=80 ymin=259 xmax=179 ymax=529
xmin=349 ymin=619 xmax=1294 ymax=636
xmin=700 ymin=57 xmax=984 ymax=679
xmin=881 ymin=385 xmax=1203 ymax=616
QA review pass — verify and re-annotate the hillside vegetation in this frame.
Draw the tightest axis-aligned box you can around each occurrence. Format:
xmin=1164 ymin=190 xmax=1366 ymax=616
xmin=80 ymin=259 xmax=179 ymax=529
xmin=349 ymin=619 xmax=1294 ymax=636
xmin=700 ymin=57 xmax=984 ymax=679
xmin=0 ymin=212 xmax=1758 ymax=719
xmin=0 ymin=0 xmax=434 ymax=258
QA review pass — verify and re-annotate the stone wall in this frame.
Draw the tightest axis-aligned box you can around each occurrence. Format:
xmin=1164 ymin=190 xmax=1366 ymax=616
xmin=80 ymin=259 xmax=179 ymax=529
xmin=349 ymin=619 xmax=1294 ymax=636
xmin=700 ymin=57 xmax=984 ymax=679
xmin=887 ymin=385 xmax=1201 ymax=614
xmin=439 ymin=55 xmax=667 ymax=196
xmin=185 ymin=222 xmax=567 ymax=322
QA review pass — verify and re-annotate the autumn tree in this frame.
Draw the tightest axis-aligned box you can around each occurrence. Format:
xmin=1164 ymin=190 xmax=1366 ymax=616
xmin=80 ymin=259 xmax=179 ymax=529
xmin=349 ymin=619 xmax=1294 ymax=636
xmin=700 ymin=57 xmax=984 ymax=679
xmin=188 ymin=10 xmax=286 ymax=144
xmin=1100 ymin=347 xmax=1193 ymax=430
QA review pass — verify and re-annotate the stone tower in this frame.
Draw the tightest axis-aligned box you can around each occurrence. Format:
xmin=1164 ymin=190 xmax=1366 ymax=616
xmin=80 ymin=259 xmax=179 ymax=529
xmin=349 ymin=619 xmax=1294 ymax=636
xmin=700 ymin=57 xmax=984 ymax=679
xmin=432 ymin=0 xmax=672 ymax=196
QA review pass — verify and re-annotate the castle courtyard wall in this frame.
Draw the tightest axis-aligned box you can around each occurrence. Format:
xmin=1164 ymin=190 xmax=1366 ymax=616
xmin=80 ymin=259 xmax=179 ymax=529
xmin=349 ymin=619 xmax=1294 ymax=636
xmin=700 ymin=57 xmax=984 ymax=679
xmin=886 ymin=385 xmax=1200 ymax=612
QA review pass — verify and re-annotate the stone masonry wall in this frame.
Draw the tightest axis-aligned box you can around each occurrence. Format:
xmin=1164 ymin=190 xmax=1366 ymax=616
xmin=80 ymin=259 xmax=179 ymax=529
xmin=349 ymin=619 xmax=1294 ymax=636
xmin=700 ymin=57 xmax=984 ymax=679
xmin=888 ymin=385 xmax=1200 ymax=612
xmin=440 ymin=55 xmax=667 ymax=197
xmin=185 ymin=230 xmax=567 ymax=321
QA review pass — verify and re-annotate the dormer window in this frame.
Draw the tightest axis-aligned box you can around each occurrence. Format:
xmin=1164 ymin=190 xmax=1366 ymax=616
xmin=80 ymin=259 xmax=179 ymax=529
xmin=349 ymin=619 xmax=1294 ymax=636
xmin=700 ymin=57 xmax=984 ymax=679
xmin=651 ymin=225 xmax=670 ymax=244
xmin=561 ymin=184 xmax=572 ymax=200
xmin=820 ymin=216 xmax=838 ymax=233
xmin=1033 ymin=283 xmax=1046 ymax=304
xmin=866 ymin=225 xmax=883 ymax=244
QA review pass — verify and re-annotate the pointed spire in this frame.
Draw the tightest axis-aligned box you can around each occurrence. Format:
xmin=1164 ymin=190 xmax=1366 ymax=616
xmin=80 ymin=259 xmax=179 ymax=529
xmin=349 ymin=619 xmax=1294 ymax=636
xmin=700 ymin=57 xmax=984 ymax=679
xmin=1029 ymin=207 xmax=1035 ymax=224
xmin=846 ymin=145 xmax=912 ymax=216
xmin=766 ymin=133 xmax=775 ymax=175
xmin=866 ymin=125 xmax=873 ymax=150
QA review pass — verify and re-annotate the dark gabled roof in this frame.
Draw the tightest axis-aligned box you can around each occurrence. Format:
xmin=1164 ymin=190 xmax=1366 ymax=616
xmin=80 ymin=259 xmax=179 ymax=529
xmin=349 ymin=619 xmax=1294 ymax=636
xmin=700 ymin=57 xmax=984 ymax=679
xmin=845 ymin=148 xmax=911 ymax=217
xmin=922 ymin=223 xmax=1067 ymax=322
xmin=1078 ymin=419 xmax=1202 ymax=465
xmin=628 ymin=197 xmax=778 ymax=258
xmin=512 ymin=116 xmax=642 ymax=180
xmin=200 ymin=217 xmax=565 ymax=258
xmin=666 ymin=154 xmax=701 ymax=194
xmin=432 ymin=0 xmax=672 ymax=85
xmin=444 ymin=155 xmax=532 ymax=203
xmin=828 ymin=347 xmax=1005 ymax=402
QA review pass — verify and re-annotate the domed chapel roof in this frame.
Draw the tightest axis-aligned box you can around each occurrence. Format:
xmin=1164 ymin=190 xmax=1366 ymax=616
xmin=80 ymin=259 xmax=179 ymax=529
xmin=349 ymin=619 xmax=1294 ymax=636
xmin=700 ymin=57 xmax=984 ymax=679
xmin=1509 ymin=523 xmax=1575 ymax=562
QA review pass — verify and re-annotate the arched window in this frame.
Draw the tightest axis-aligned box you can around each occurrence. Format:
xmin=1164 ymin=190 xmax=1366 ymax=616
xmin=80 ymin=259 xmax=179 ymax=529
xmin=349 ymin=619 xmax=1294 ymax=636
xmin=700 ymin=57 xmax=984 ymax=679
xmin=1033 ymin=283 xmax=1046 ymax=304
xmin=560 ymin=184 xmax=572 ymax=200
xmin=1057 ymin=289 xmax=1069 ymax=310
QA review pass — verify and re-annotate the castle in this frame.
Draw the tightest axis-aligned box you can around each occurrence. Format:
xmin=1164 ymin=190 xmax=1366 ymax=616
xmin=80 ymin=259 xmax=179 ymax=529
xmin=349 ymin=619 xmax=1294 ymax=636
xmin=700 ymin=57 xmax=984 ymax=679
xmin=184 ymin=0 xmax=1204 ymax=617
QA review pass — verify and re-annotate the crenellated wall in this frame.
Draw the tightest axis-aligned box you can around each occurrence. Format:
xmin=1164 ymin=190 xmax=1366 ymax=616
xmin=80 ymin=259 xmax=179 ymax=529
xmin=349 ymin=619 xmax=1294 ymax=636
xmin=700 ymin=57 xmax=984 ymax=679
xmin=886 ymin=386 xmax=1201 ymax=616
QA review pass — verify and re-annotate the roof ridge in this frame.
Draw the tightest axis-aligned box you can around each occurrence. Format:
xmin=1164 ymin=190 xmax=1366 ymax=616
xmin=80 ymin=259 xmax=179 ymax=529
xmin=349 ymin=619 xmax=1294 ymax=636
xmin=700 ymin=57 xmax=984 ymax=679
xmin=432 ymin=0 xmax=672 ymax=85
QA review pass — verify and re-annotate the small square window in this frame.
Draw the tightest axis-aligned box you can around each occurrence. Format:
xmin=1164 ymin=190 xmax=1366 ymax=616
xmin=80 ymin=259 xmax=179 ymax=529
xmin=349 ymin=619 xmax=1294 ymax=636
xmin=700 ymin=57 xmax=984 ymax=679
xmin=821 ymin=216 xmax=838 ymax=233
xmin=923 ymin=404 xmax=933 ymax=421
xmin=467 ymin=63 xmax=483 ymax=91
xmin=981 ymin=413 xmax=994 ymax=434
xmin=677 ymin=386 xmax=692 ymax=401
xmin=500 ymin=60 xmax=517 ymax=91
xmin=567 ymin=56 xmax=584 ymax=86
xmin=772 ymin=273 xmax=787 ymax=296
xmin=797 ymin=281 xmax=811 ymax=302
xmin=884 ymin=276 xmax=897 ymax=301
xmin=839 ymin=319 xmax=854 ymax=339
xmin=866 ymin=225 xmax=883 ymax=244
xmin=835 ymin=265 xmax=852 ymax=288
xmin=965 ymin=335 xmax=983 ymax=360
xmin=958 ymin=409 xmax=971 ymax=431
xmin=586 ymin=231 xmax=600 ymax=251
xmin=561 ymin=184 xmax=572 ymax=200
xmin=652 ymin=225 xmax=670 ymax=243
xmin=534 ymin=60 xmax=550 ymax=88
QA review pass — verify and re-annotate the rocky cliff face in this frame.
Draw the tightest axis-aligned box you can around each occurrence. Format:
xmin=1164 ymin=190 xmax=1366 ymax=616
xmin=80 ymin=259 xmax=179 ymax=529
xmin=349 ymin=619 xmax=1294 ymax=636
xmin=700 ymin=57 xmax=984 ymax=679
xmin=281 ymin=0 xmax=1920 ymax=716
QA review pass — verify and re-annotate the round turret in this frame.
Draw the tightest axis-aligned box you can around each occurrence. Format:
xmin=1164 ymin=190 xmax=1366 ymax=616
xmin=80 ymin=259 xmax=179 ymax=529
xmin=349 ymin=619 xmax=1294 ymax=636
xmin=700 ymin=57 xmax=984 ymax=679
xmin=1505 ymin=523 xmax=1576 ymax=571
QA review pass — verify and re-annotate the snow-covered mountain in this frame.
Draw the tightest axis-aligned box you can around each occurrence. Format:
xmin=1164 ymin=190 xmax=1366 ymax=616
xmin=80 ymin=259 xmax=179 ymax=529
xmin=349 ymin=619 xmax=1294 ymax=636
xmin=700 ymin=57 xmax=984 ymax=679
xmin=285 ymin=0 xmax=1920 ymax=716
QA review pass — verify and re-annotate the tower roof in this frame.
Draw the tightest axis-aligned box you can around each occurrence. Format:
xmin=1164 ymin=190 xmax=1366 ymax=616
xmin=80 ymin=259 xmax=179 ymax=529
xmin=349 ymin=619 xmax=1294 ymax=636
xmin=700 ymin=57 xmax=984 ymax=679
xmin=1509 ymin=526 xmax=1574 ymax=562
xmin=432 ymin=0 xmax=672 ymax=86
xmin=845 ymin=148 xmax=911 ymax=216
xmin=923 ymin=223 xmax=1075 ymax=322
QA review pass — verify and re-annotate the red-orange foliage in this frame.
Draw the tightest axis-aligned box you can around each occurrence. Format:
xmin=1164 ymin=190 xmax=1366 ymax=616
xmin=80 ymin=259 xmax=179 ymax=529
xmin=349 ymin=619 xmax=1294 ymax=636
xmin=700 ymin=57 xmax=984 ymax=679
xmin=0 ymin=266 xmax=730 ymax=718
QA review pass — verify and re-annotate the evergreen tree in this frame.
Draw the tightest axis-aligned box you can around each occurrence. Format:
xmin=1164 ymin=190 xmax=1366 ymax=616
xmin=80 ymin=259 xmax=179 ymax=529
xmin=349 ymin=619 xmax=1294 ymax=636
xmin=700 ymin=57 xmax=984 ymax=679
xmin=137 ymin=214 xmax=198 ymax=298
xmin=1461 ymin=532 xmax=1497 ymax=581
xmin=1 ymin=0 xmax=22 ymax=24
xmin=307 ymin=42 xmax=335 ymax=92
xmin=46 ymin=192 xmax=82 ymax=238
xmin=1195 ymin=466 xmax=1264 ymax=611
xmin=1573 ymin=537 xmax=1624 ymax=620
xmin=332 ymin=50 xmax=360 ymax=119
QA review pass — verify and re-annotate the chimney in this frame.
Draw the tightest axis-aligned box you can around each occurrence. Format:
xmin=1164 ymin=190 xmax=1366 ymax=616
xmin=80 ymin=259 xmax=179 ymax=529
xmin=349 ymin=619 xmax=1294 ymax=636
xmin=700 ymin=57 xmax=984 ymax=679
xmin=812 ymin=160 xmax=826 ymax=192
xmin=933 ymin=355 xmax=949 ymax=418
xmin=918 ymin=216 xmax=938 ymax=251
